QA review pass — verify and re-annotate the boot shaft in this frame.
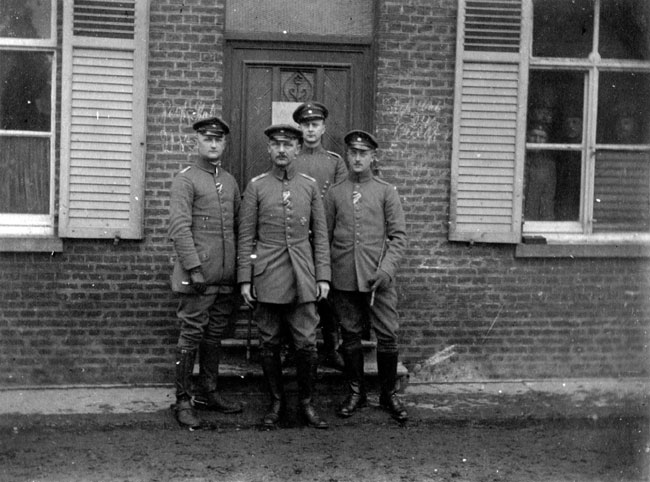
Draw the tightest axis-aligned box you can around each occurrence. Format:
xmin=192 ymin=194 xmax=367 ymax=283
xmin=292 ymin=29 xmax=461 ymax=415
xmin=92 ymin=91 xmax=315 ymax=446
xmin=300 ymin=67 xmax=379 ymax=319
xmin=260 ymin=348 xmax=284 ymax=402
xmin=175 ymin=348 xmax=197 ymax=401
xmin=295 ymin=349 xmax=318 ymax=404
xmin=198 ymin=343 xmax=220 ymax=393
xmin=376 ymin=351 xmax=399 ymax=396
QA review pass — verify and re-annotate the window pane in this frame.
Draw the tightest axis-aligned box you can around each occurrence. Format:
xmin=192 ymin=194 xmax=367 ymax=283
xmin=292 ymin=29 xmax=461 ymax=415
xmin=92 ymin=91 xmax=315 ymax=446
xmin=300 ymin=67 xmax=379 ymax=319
xmin=0 ymin=136 xmax=50 ymax=214
xmin=599 ymin=0 xmax=650 ymax=60
xmin=525 ymin=146 xmax=581 ymax=221
xmin=593 ymin=151 xmax=650 ymax=232
xmin=597 ymin=72 xmax=650 ymax=144
xmin=555 ymin=151 xmax=582 ymax=221
xmin=0 ymin=0 xmax=51 ymax=39
xmin=533 ymin=0 xmax=593 ymax=58
xmin=528 ymin=71 xmax=585 ymax=143
xmin=0 ymin=51 xmax=52 ymax=131
xmin=524 ymin=138 xmax=563 ymax=221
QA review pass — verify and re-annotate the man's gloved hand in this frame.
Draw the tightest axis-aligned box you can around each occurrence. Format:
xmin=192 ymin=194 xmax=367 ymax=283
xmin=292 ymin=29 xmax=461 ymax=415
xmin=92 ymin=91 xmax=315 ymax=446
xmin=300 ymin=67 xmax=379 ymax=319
xmin=189 ymin=267 xmax=207 ymax=294
xmin=368 ymin=268 xmax=391 ymax=292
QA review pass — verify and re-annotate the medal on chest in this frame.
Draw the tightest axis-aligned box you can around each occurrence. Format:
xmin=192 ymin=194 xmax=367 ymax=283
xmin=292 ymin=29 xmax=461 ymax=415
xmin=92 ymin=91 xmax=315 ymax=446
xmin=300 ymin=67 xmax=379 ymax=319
xmin=282 ymin=190 xmax=292 ymax=208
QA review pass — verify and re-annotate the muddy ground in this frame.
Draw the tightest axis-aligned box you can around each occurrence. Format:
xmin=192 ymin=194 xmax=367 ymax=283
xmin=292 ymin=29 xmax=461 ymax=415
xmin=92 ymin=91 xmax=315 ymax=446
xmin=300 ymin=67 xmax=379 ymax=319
xmin=1 ymin=406 xmax=647 ymax=482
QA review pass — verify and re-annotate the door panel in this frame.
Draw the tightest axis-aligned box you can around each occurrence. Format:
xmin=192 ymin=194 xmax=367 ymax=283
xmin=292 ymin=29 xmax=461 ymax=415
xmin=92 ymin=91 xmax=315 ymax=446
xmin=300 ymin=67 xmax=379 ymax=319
xmin=225 ymin=42 xmax=373 ymax=189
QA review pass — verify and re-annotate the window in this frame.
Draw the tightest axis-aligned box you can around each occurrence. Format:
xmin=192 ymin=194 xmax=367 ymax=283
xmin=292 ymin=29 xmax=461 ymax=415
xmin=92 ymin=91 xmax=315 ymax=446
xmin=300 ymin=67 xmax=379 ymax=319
xmin=0 ymin=0 xmax=150 ymax=249
xmin=0 ymin=1 xmax=57 ymax=236
xmin=524 ymin=0 xmax=650 ymax=241
xmin=450 ymin=0 xmax=650 ymax=250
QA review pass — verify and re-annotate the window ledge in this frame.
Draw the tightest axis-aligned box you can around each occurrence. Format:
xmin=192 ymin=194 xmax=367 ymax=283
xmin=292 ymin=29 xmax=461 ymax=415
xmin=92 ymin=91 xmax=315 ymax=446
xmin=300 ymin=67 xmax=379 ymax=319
xmin=0 ymin=236 xmax=63 ymax=253
xmin=516 ymin=243 xmax=650 ymax=258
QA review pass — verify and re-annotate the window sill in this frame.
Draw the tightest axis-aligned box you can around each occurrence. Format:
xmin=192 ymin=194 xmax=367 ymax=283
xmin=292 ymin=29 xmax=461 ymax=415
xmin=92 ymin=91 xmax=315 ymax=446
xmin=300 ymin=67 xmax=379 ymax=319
xmin=516 ymin=242 xmax=650 ymax=258
xmin=0 ymin=236 xmax=63 ymax=253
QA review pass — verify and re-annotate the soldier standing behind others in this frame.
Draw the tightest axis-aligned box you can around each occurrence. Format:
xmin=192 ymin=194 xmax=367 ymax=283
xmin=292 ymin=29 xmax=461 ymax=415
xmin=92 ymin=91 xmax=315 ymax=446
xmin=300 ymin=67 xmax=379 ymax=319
xmin=292 ymin=101 xmax=348 ymax=371
xmin=324 ymin=130 xmax=408 ymax=423
xmin=168 ymin=117 xmax=243 ymax=430
xmin=238 ymin=124 xmax=331 ymax=430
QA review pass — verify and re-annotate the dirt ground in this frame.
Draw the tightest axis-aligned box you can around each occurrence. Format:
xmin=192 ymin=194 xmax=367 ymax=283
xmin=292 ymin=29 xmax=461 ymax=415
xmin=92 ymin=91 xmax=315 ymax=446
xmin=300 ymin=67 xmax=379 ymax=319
xmin=1 ymin=408 xmax=647 ymax=482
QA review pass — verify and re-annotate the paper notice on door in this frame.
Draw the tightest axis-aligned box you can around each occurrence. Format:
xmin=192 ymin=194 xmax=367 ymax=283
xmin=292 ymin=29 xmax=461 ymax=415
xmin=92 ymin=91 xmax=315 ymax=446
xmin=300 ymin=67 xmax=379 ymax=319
xmin=272 ymin=102 xmax=302 ymax=127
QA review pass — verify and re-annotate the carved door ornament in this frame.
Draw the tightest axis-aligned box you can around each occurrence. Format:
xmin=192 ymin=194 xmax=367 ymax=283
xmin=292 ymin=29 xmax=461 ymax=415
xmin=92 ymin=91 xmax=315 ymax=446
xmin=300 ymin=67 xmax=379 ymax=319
xmin=282 ymin=72 xmax=313 ymax=102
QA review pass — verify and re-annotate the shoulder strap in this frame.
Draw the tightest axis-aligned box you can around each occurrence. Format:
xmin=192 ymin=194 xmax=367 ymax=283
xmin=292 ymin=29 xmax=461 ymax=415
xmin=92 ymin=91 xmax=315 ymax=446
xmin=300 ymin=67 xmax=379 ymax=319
xmin=251 ymin=172 xmax=269 ymax=183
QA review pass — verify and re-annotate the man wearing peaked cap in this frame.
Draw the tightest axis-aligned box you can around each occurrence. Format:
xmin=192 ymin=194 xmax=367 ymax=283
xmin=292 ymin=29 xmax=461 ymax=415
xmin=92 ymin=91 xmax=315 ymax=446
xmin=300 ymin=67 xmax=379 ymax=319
xmin=344 ymin=130 xmax=379 ymax=150
xmin=168 ymin=114 xmax=243 ymax=429
xmin=292 ymin=101 xmax=329 ymax=124
xmin=264 ymin=123 xmax=302 ymax=140
xmin=237 ymin=123 xmax=331 ymax=430
xmin=193 ymin=116 xmax=230 ymax=136
xmin=345 ymin=130 xmax=381 ymax=176
xmin=291 ymin=102 xmax=348 ymax=372
xmin=324 ymin=129 xmax=408 ymax=424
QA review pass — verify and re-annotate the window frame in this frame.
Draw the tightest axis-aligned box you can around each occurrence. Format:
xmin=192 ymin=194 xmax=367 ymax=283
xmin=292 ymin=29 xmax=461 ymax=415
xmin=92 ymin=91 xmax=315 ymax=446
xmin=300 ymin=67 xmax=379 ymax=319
xmin=449 ymin=0 xmax=650 ymax=255
xmin=523 ymin=0 xmax=650 ymax=245
xmin=0 ymin=1 xmax=57 ymax=238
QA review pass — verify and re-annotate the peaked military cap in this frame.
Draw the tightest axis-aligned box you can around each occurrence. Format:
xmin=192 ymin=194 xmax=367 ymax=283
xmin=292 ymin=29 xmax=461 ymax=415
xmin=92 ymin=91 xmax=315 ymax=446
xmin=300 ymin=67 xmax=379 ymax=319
xmin=292 ymin=102 xmax=329 ymax=123
xmin=193 ymin=116 xmax=230 ymax=136
xmin=264 ymin=124 xmax=303 ymax=140
xmin=344 ymin=130 xmax=378 ymax=150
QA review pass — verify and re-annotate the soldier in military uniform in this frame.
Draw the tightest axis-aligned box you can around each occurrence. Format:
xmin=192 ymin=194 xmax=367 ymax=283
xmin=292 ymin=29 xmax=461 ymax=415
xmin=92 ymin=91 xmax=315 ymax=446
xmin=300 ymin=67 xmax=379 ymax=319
xmin=238 ymin=124 xmax=331 ymax=430
xmin=168 ymin=116 xmax=243 ymax=429
xmin=324 ymin=130 xmax=408 ymax=423
xmin=292 ymin=102 xmax=347 ymax=370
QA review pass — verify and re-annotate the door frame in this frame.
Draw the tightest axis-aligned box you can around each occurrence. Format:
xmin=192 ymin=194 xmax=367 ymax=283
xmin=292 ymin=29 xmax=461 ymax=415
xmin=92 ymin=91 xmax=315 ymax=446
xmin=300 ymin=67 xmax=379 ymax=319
xmin=224 ymin=39 xmax=375 ymax=189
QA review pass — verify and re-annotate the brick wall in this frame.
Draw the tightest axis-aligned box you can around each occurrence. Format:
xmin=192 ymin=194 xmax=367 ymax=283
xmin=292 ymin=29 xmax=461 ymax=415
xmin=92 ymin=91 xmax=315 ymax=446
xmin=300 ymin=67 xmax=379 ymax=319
xmin=0 ymin=0 xmax=648 ymax=386
xmin=375 ymin=0 xmax=649 ymax=379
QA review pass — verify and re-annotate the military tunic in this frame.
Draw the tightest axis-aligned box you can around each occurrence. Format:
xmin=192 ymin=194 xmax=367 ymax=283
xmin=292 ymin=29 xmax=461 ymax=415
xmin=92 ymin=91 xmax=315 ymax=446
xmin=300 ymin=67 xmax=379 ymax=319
xmin=169 ymin=157 xmax=240 ymax=292
xmin=169 ymin=157 xmax=240 ymax=348
xmin=324 ymin=169 xmax=407 ymax=352
xmin=325 ymin=170 xmax=406 ymax=292
xmin=295 ymin=145 xmax=348 ymax=198
xmin=238 ymin=162 xmax=331 ymax=352
xmin=237 ymin=162 xmax=331 ymax=304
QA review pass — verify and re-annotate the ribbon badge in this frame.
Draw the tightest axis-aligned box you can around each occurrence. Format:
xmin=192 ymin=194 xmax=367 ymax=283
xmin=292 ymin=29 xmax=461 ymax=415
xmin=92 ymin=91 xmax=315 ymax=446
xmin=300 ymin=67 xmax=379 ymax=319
xmin=352 ymin=191 xmax=362 ymax=205
xmin=215 ymin=182 xmax=223 ymax=194
xmin=282 ymin=190 xmax=292 ymax=208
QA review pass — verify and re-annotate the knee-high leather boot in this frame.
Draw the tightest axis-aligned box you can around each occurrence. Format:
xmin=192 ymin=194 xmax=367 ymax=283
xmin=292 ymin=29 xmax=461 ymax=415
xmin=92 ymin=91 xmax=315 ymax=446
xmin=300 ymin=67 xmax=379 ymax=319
xmin=173 ymin=348 xmax=202 ymax=429
xmin=337 ymin=343 xmax=367 ymax=417
xmin=319 ymin=302 xmax=345 ymax=371
xmin=377 ymin=351 xmax=408 ymax=423
xmin=260 ymin=347 xmax=285 ymax=428
xmin=295 ymin=349 xmax=329 ymax=429
xmin=194 ymin=343 xmax=242 ymax=414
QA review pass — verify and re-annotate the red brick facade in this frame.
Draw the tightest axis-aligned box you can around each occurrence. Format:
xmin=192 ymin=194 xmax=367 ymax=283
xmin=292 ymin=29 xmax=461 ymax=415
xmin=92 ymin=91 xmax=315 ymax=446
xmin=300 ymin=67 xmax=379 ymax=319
xmin=0 ymin=0 xmax=648 ymax=386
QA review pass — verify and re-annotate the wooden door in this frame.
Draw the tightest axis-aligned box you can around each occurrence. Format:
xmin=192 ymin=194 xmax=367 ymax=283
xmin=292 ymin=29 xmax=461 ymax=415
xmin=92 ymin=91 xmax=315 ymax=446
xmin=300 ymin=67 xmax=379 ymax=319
xmin=224 ymin=41 xmax=374 ymax=190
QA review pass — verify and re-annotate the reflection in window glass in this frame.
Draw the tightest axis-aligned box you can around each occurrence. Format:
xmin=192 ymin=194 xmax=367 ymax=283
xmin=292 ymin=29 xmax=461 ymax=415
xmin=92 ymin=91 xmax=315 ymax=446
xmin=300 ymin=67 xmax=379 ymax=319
xmin=593 ymin=151 xmax=650 ymax=232
xmin=0 ymin=0 xmax=51 ymax=39
xmin=0 ymin=51 xmax=52 ymax=131
xmin=597 ymin=72 xmax=650 ymax=144
xmin=533 ymin=0 xmax=593 ymax=58
xmin=599 ymin=0 xmax=650 ymax=60
xmin=0 ymin=137 xmax=50 ymax=214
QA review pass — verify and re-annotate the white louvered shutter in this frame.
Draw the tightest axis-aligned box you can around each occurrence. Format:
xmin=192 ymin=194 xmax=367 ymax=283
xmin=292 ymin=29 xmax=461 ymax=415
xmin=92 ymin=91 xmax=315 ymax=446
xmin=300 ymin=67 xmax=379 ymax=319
xmin=449 ymin=0 xmax=530 ymax=243
xmin=59 ymin=0 xmax=149 ymax=239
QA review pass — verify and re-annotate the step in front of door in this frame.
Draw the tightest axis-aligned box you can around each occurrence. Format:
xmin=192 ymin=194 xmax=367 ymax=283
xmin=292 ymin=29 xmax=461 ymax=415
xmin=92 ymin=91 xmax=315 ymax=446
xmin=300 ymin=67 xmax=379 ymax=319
xmin=191 ymin=338 xmax=409 ymax=393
